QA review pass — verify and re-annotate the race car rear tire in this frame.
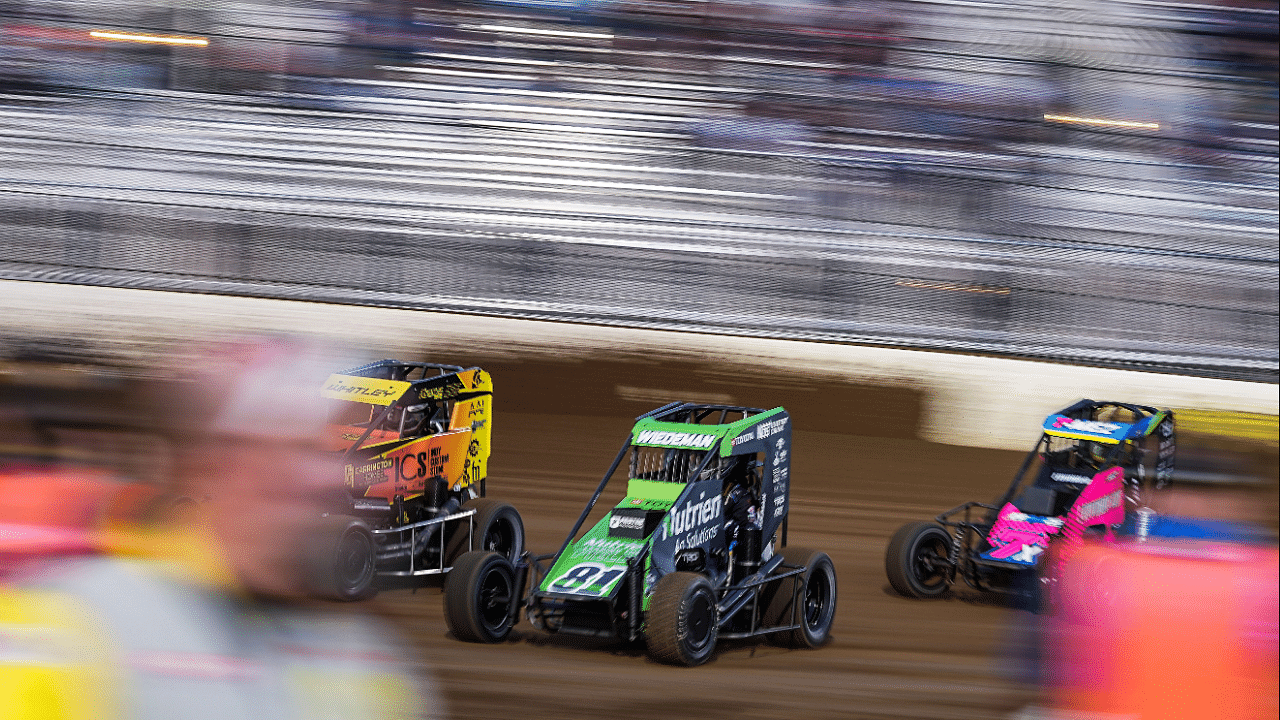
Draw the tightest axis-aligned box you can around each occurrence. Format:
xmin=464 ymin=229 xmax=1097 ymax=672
xmin=885 ymin=521 xmax=953 ymax=598
xmin=761 ymin=547 xmax=838 ymax=648
xmin=444 ymin=498 xmax=525 ymax=566
xmin=645 ymin=572 xmax=719 ymax=666
xmin=443 ymin=550 xmax=517 ymax=643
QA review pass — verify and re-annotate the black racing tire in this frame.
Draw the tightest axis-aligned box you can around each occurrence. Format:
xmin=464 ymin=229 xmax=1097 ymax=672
xmin=645 ymin=572 xmax=719 ymax=666
xmin=443 ymin=550 xmax=517 ymax=643
xmin=313 ymin=515 xmax=377 ymax=602
xmin=885 ymin=521 xmax=954 ymax=598
xmin=444 ymin=498 xmax=525 ymax=566
xmin=761 ymin=547 xmax=838 ymax=648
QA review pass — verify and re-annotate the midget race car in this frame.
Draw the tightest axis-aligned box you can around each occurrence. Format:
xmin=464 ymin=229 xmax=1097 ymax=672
xmin=885 ymin=400 xmax=1175 ymax=602
xmin=443 ymin=402 xmax=837 ymax=666
xmin=315 ymin=360 xmax=524 ymax=600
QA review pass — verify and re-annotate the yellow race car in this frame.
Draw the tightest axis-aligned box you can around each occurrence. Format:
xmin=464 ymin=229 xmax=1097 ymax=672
xmin=316 ymin=360 xmax=523 ymax=600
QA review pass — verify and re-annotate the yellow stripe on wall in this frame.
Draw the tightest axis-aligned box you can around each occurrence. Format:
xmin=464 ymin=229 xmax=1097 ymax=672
xmin=1175 ymin=409 xmax=1279 ymax=445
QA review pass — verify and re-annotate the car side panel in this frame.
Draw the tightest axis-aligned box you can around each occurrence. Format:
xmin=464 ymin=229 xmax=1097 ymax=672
xmin=449 ymin=394 xmax=490 ymax=493
xmin=344 ymin=429 xmax=473 ymax=502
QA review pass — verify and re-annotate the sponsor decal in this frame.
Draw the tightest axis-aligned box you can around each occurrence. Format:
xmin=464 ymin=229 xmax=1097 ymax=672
xmin=607 ymin=509 xmax=656 ymax=539
xmin=634 ymin=430 xmax=717 ymax=449
xmin=622 ymin=498 xmax=674 ymax=511
xmin=757 ymin=417 xmax=788 ymax=441
xmin=1050 ymin=472 xmax=1090 ymax=485
xmin=772 ymin=465 xmax=788 ymax=484
xmin=354 ymin=433 xmax=472 ymax=497
xmin=321 ymin=376 xmax=408 ymax=405
xmin=1060 ymin=467 xmax=1126 ymax=536
xmin=609 ymin=514 xmax=645 ymax=531
xmin=677 ymin=549 xmax=703 ymax=565
xmin=664 ymin=492 xmax=721 ymax=539
xmin=419 ymin=385 xmax=459 ymax=401
xmin=1075 ymin=489 xmax=1122 ymax=524
xmin=1008 ymin=544 xmax=1044 ymax=563
xmin=983 ymin=503 xmax=1063 ymax=565
xmin=773 ymin=436 xmax=788 ymax=469
xmin=575 ymin=538 xmax=640 ymax=562
xmin=394 ymin=447 xmax=449 ymax=483
xmin=1051 ymin=417 xmax=1122 ymax=435
xmin=662 ymin=491 xmax=722 ymax=552
xmin=675 ymin=526 xmax=718 ymax=551
xmin=348 ymin=458 xmax=393 ymax=488
xmin=730 ymin=430 xmax=755 ymax=447
xmin=324 ymin=383 xmax=397 ymax=399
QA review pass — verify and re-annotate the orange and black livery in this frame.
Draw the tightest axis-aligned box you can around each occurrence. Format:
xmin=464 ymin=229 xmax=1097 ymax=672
xmin=316 ymin=360 xmax=522 ymax=601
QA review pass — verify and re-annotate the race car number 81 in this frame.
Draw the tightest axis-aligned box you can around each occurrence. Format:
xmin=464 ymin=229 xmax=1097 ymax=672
xmin=548 ymin=563 xmax=627 ymax=596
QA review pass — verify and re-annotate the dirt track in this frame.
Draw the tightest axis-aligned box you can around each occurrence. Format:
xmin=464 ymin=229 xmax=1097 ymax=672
xmin=3 ymin=283 xmax=1271 ymax=720
xmin=365 ymin=357 xmax=1041 ymax=720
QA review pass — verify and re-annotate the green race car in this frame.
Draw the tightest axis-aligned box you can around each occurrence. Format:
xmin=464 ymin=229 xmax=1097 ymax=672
xmin=443 ymin=402 xmax=837 ymax=666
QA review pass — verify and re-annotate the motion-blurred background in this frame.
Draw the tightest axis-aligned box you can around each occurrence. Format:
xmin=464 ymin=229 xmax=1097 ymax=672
xmin=2 ymin=4 xmax=1278 ymax=720
xmin=2 ymin=0 xmax=1276 ymax=380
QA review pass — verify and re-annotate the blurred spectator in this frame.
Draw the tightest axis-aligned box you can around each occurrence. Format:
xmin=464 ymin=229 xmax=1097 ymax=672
xmin=0 ymin=337 xmax=443 ymax=720
xmin=1014 ymin=458 xmax=1279 ymax=720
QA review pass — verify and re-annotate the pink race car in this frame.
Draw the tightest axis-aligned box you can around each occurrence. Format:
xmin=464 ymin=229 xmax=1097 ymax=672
xmin=885 ymin=400 xmax=1175 ymax=602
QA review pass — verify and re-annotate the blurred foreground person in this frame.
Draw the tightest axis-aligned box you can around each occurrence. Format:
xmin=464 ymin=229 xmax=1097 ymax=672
xmin=1031 ymin=465 xmax=1278 ymax=720
xmin=1 ymin=338 xmax=443 ymax=720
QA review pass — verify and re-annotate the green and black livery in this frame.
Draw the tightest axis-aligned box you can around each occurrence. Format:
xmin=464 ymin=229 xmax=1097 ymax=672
xmin=443 ymin=402 xmax=837 ymax=666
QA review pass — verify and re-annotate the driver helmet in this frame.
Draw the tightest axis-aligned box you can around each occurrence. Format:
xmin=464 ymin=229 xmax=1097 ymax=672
xmin=1087 ymin=440 xmax=1108 ymax=465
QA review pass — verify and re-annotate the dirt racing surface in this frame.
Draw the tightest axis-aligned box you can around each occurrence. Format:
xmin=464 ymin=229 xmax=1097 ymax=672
xmin=4 ymin=283 xmax=1272 ymax=720
xmin=364 ymin=356 xmax=1045 ymax=720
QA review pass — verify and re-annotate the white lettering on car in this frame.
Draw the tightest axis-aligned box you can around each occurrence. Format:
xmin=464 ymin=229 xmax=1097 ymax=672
xmin=755 ymin=418 xmax=788 ymax=441
xmin=662 ymin=491 xmax=722 ymax=544
xmin=1076 ymin=490 xmax=1122 ymax=523
xmin=635 ymin=430 xmax=717 ymax=448
xmin=609 ymin=514 xmax=645 ymax=530
xmin=1052 ymin=418 xmax=1122 ymax=435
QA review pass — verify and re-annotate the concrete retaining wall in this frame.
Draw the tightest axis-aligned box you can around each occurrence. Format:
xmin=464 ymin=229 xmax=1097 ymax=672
xmin=2 ymin=280 xmax=1275 ymax=451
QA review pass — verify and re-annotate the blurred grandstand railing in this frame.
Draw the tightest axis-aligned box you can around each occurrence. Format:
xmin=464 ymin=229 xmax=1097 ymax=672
xmin=1 ymin=0 xmax=1275 ymax=381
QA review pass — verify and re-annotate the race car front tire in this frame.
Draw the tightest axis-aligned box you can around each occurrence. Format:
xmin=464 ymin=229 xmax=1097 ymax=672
xmin=308 ymin=515 xmax=377 ymax=602
xmin=885 ymin=521 xmax=953 ymax=598
xmin=645 ymin=572 xmax=719 ymax=666
xmin=444 ymin=498 xmax=525 ymax=566
xmin=444 ymin=550 xmax=517 ymax=643
xmin=761 ymin=547 xmax=838 ymax=648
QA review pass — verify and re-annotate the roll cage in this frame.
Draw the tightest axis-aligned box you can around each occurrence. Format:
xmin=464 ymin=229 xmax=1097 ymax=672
xmin=328 ymin=360 xmax=485 ymax=458
xmin=546 ymin=402 xmax=777 ymax=563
